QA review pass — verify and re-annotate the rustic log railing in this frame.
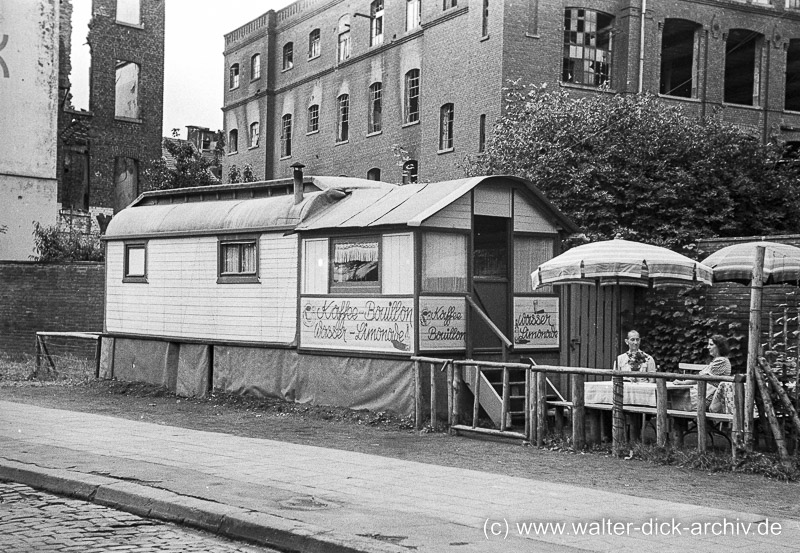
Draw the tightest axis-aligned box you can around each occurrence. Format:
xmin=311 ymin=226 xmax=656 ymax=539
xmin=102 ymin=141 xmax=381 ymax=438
xmin=410 ymin=357 xmax=747 ymax=459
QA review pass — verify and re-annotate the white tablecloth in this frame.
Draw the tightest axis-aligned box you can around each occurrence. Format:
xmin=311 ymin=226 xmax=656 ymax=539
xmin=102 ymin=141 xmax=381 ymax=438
xmin=584 ymin=381 xmax=693 ymax=410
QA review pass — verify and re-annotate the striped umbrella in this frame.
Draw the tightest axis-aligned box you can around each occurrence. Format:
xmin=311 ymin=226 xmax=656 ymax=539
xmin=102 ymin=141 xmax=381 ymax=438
xmin=531 ymin=238 xmax=713 ymax=290
xmin=701 ymin=241 xmax=800 ymax=285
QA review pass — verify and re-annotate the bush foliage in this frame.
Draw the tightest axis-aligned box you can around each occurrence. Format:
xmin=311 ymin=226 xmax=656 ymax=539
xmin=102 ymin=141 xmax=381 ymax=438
xmin=31 ymin=222 xmax=103 ymax=262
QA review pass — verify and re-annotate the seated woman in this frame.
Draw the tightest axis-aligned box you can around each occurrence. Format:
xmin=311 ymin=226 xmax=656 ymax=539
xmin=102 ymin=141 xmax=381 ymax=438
xmin=614 ymin=330 xmax=657 ymax=383
xmin=676 ymin=334 xmax=732 ymax=410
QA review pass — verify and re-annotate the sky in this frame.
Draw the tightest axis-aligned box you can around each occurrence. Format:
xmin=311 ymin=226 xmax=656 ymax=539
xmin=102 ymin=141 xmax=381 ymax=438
xmin=69 ymin=0 xmax=294 ymax=139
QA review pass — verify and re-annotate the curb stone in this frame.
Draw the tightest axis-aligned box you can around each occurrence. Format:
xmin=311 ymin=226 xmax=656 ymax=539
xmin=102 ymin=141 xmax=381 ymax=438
xmin=0 ymin=458 xmax=407 ymax=553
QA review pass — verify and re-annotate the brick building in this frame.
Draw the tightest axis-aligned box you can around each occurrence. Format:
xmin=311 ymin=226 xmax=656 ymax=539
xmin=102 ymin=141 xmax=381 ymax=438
xmin=58 ymin=0 xmax=165 ymax=232
xmin=221 ymin=0 xmax=800 ymax=185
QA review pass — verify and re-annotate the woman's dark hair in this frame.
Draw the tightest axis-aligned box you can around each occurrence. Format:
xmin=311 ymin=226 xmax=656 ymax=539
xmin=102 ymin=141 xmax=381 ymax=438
xmin=710 ymin=334 xmax=730 ymax=357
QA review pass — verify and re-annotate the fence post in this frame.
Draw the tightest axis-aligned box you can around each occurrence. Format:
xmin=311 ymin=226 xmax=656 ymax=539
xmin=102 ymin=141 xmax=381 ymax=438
xmin=732 ymin=377 xmax=745 ymax=461
xmin=524 ymin=368 xmax=531 ymax=442
xmin=430 ymin=363 xmax=437 ymax=431
xmin=414 ymin=360 xmax=423 ymax=430
xmin=572 ymin=373 xmax=585 ymax=450
xmin=529 ymin=368 xmax=539 ymax=443
xmin=536 ymin=371 xmax=546 ymax=447
xmin=612 ymin=373 xmax=625 ymax=457
xmin=472 ymin=365 xmax=481 ymax=429
xmin=696 ymin=381 xmax=708 ymax=453
xmin=94 ymin=335 xmax=102 ymax=379
xmin=446 ymin=361 xmax=454 ymax=430
xmin=452 ymin=363 xmax=462 ymax=426
xmin=500 ymin=367 xmax=509 ymax=432
xmin=656 ymin=378 xmax=668 ymax=448
xmin=35 ymin=334 xmax=41 ymax=376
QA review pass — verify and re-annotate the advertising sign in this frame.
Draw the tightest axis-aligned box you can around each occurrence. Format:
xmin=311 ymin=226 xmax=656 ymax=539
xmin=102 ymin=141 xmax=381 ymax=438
xmin=419 ymin=297 xmax=466 ymax=350
xmin=513 ymin=296 xmax=559 ymax=349
xmin=301 ymin=297 xmax=414 ymax=353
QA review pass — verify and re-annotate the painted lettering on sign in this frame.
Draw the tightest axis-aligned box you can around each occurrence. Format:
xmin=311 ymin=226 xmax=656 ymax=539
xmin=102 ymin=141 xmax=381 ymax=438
xmin=419 ymin=297 xmax=467 ymax=351
xmin=301 ymin=298 xmax=414 ymax=353
xmin=513 ymin=297 xmax=559 ymax=349
xmin=0 ymin=35 xmax=9 ymax=78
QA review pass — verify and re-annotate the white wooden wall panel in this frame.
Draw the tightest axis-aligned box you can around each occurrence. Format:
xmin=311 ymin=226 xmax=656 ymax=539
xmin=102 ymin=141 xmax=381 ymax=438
xmin=514 ymin=190 xmax=560 ymax=233
xmin=423 ymin=194 xmax=471 ymax=229
xmin=474 ymin=183 xmax=511 ymax=217
xmin=382 ymin=233 xmax=414 ymax=295
xmin=301 ymin=238 xmax=328 ymax=294
xmin=105 ymin=234 xmax=298 ymax=344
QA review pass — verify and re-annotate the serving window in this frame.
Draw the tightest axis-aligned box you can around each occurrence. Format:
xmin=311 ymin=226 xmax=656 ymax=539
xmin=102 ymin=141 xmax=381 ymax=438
xmin=330 ymin=237 xmax=380 ymax=294
xmin=218 ymin=235 xmax=259 ymax=284
xmin=422 ymin=232 xmax=467 ymax=293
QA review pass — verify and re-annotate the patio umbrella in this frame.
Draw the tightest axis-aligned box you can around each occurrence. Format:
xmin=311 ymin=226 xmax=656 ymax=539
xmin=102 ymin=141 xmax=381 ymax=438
xmin=531 ymin=238 xmax=713 ymax=289
xmin=701 ymin=241 xmax=800 ymax=449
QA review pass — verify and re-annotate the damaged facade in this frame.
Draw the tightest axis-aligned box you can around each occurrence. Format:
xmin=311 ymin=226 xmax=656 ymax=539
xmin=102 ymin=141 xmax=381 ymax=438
xmin=57 ymin=0 xmax=164 ymax=236
xmin=221 ymin=0 xmax=800 ymax=184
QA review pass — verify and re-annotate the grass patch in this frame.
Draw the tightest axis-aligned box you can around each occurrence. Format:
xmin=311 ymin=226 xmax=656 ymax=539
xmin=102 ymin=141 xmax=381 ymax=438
xmin=0 ymin=353 xmax=95 ymax=386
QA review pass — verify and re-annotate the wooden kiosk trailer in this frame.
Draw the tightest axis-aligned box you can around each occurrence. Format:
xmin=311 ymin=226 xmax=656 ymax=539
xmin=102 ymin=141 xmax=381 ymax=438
xmin=99 ymin=169 xmax=578 ymax=417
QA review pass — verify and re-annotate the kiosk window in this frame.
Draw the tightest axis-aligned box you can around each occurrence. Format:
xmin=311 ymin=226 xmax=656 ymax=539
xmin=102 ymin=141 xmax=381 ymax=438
xmin=331 ymin=238 xmax=380 ymax=293
xmin=422 ymin=232 xmax=467 ymax=292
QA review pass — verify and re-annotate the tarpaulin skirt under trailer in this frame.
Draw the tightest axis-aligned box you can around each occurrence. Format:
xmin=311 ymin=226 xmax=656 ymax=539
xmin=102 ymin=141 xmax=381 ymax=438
xmin=100 ymin=337 xmax=416 ymax=416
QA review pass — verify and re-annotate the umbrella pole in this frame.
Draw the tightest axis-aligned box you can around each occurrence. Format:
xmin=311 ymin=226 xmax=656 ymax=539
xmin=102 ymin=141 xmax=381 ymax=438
xmin=744 ymin=245 xmax=766 ymax=451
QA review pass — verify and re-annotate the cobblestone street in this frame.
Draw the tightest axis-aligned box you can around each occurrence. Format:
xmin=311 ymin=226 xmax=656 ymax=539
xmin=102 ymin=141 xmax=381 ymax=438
xmin=0 ymin=482 xmax=278 ymax=552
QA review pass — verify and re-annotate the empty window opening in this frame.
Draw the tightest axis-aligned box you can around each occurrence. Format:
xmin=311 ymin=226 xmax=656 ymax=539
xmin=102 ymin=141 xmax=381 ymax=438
xmin=367 ymin=168 xmax=381 ymax=181
xmin=562 ymin=9 xmax=613 ymax=87
xmin=116 ymin=0 xmax=140 ymax=25
xmin=115 ymin=60 xmax=140 ymax=119
xmin=309 ymin=29 xmax=321 ymax=59
xmin=283 ymin=42 xmax=294 ymax=70
xmin=281 ymin=114 xmax=293 ymax=157
xmin=371 ymin=0 xmax=384 ymax=46
xmin=725 ymin=29 xmax=763 ymax=106
xmin=307 ymin=104 xmax=319 ymax=133
xmin=786 ymin=40 xmax=800 ymax=111
xmin=369 ymin=82 xmax=382 ymax=134
xmin=474 ymin=215 xmax=508 ymax=279
xmin=660 ymin=19 xmax=700 ymax=98
xmin=66 ymin=0 xmax=91 ymax=111
xmin=337 ymin=94 xmax=350 ymax=142
xmin=439 ymin=103 xmax=454 ymax=151
xmin=479 ymin=114 xmax=486 ymax=153
xmin=405 ymin=69 xmax=420 ymax=124
xmin=114 ymin=157 xmax=139 ymax=212
xmin=62 ymin=149 xmax=89 ymax=211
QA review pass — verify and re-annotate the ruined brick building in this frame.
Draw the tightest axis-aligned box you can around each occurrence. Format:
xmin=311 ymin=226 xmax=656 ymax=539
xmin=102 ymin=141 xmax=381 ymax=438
xmin=221 ymin=0 xmax=800 ymax=185
xmin=58 ymin=0 xmax=164 ymax=231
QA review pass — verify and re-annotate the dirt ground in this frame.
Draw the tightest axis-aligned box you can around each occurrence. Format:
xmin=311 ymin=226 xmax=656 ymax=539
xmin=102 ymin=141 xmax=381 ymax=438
xmin=2 ymin=378 xmax=800 ymax=522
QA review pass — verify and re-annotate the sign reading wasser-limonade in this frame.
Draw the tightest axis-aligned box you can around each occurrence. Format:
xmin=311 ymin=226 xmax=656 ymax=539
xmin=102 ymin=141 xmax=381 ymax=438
xmin=513 ymin=297 xmax=559 ymax=349
xmin=301 ymin=297 xmax=414 ymax=353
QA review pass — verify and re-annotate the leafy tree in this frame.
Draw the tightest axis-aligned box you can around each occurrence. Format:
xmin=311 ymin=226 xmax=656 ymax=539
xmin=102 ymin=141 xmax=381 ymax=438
xmin=143 ymin=138 xmax=220 ymax=191
xmin=464 ymin=83 xmax=800 ymax=252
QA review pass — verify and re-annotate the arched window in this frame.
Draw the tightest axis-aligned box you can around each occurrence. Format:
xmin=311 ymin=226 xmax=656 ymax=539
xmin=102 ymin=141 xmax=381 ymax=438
xmin=337 ymin=94 xmax=350 ymax=142
xmin=281 ymin=115 xmax=292 ymax=158
xmin=368 ymin=82 xmax=382 ymax=134
xmin=787 ymin=40 xmax=800 ymax=111
xmin=307 ymin=104 xmax=320 ymax=133
xmin=562 ymin=9 xmax=613 ymax=87
xmin=404 ymin=69 xmax=420 ymax=124
xmin=308 ymin=29 xmax=321 ymax=59
xmin=439 ymin=103 xmax=454 ymax=151
xmin=367 ymin=168 xmax=381 ymax=181
xmin=249 ymin=122 xmax=260 ymax=147
xmin=251 ymin=53 xmax=261 ymax=80
xmin=283 ymin=42 xmax=294 ymax=70
xmin=229 ymin=63 xmax=240 ymax=89
xmin=228 ymin=129 xmax=238 ymax=153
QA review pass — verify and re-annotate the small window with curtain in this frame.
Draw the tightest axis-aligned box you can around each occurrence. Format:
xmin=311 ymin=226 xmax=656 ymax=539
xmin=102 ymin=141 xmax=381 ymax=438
xmin=336 ymin=94 xmax=349 ymax=143
xmin=368 ymin=82 xmax=382 ymax=134
xmin=371 ymin=0 xmax=384 ymax=46
xmin=123 ymin=241 xmax=147 ymax=283
xmin=308 ymin=29 xmax=321 ymax=59
xmin=422 ymin=232 xmax=467 ymax=293
xmin=229 ymin=63 xmax=240 ymax=89
xmin=251 ymin=53 xmax=261 ymax=80
xmin=331 ymin=237 xmax=380 ymax=293
xmin=439 ymin=103 xmax=454 ymax=152
xmin=281 ymin=114 xmax=293 ymax=157
xmin=249 ymin=122 xmax=260 ymax=148
xmin=283 ymin=42 xmax=294 ymax=71
xmin=218 ymin=235 xmax=259 ymax=284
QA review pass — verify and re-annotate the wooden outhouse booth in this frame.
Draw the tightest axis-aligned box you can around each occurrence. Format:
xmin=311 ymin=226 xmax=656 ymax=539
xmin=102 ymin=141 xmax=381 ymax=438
xmin=100 ymin=171 xmax=578 ymax=416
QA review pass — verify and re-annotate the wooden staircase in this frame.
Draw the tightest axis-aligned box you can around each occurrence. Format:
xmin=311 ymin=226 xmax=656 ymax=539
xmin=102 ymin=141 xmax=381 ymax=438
xmin=463 ymin=365 xmax=528 ymax=429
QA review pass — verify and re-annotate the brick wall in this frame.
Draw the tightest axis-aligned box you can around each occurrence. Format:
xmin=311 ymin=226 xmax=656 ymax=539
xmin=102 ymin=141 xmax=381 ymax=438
xmin=0 ymin=262 xmax=105 ymax=359
xmin=221 ymin=0 xmax=800 ymax=185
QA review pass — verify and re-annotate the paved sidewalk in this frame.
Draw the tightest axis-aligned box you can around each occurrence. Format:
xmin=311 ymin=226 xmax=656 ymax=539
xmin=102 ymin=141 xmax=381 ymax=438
xmin=0 ymin=400 xmax=797 ymax=552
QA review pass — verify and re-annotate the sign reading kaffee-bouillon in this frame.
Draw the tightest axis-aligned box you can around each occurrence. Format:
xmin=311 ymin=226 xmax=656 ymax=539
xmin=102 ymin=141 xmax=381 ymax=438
xmin=301 ymin=297 xmax=414 ymax=353
xmin=513 ymin=297 xmax=559 ymax=349
xmin=419 ymin=297 xmax=467 ymax=350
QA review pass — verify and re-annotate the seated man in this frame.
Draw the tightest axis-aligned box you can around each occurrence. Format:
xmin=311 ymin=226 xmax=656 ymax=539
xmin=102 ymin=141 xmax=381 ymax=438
xmin=614 ymin=330 xmax=657 ymax=383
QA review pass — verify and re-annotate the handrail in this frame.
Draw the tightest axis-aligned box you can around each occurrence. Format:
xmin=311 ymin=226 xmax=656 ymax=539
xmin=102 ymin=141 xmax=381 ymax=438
xmin=465 ymin=296 xmax=513 ymax=349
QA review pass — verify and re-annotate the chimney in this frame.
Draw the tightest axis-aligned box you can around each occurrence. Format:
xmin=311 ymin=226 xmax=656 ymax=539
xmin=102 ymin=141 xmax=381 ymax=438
xmin=291 ymin=162 xmax=305 ymax=205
